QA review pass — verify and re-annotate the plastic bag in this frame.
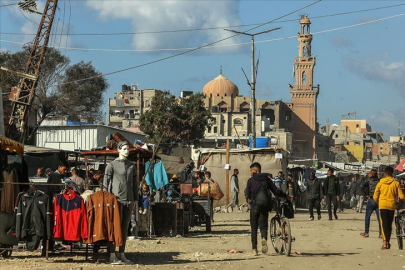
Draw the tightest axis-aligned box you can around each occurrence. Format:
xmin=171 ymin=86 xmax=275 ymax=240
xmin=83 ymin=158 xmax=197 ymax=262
xmin=350 ymin=195 xmax=357 ymax=208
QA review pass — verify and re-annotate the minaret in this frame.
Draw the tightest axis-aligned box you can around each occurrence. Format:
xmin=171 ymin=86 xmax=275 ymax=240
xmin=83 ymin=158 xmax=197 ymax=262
xmin=289 ymin=15 xmax=319 ymax=159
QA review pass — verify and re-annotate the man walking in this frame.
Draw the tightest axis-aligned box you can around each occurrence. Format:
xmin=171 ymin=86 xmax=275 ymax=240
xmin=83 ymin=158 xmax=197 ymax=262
xmin=226 ymin=169 xmax=241 ymax=212
xmin=355 ymin=175 xmax=367 ymax=213
xmin=323 ymin=169 xmax=340 ymax=220
xmin=306 ymin=172 xmax=323 ymax=220
xmin=360 ymin=169 xmax=381 ymax=238
xmin=246 ymin=162 xmax=288 ymax=256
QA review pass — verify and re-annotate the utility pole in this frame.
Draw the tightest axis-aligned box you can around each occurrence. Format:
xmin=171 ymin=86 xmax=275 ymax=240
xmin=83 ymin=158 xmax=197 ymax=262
xmin=224 ymin=27 xmax=281 ymax=148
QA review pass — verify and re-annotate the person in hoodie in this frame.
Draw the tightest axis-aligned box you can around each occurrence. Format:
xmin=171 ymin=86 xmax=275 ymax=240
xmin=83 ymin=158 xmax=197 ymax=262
xmin=245 ymin=162 xmax=288 ymax=256
xmin=306 ymin=172 xmax=323 ymax=221
xmin=373 ymin=166 xmax=405 ymax=249
xmin=360 ymin=169 xmax=381 ymax=238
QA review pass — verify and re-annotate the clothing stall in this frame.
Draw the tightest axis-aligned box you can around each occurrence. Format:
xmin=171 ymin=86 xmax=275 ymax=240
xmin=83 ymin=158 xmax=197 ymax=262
xmin=0 ymin=135 xmax=28 ymax=258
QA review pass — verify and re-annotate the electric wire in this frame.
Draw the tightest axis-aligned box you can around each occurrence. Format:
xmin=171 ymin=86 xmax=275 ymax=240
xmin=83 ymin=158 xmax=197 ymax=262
xmin=2 ymin=3 xmax=404 ymax=36
xmin=64 ymin=0 xmax=72 ymax=54
xmin=58 ymin=0 xmax=67 ymax=49
xmin=48 ymin=0 xmax=323 ymax=87
xmin=1 ymin=11 xmax=403 ymax=52
xmin=0 ymin=2 xmax=18 ymax=8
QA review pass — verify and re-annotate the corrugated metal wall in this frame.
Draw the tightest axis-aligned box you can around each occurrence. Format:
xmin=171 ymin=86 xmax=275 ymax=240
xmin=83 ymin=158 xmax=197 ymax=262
xmin=36 ymin=125 xmax=146 ymax=151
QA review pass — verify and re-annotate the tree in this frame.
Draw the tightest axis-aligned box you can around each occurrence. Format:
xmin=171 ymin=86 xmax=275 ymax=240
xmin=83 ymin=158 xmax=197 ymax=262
xmin=139 ymin=91 xmax=215 ymax=144
xmin=57 ymin=61 xmax=109 ymax=123
xmin=0 ymin=49 xmax=108 ymax=143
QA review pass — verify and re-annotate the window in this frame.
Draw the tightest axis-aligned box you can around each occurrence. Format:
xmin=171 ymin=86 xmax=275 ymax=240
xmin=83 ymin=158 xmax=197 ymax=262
xmin=213 ymin=126 xmax=218 ymax=133
xmin=302 ymin=71 xmax=307 ymax=84
xmin=356 ymin=124 xmax=359 ymax=128
xmin=207 ymin=126 xmax=212 ymax=133
xmin=234 ymin=118 xmax=243 ymax=125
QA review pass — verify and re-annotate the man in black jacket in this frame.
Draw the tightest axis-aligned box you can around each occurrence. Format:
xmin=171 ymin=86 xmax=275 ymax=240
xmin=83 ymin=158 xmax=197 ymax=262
xmin=360 ymin=169 xmax=381 ymax=238
xmin=246 ymin=162 xmax=288 ymax=256
xmin=46 ymin=160 xmax=69 ymax=199
xmin=323 ymin=168 xmax=340 ymax=220
xmin=306 ymin=172 xmax=323 ymax=220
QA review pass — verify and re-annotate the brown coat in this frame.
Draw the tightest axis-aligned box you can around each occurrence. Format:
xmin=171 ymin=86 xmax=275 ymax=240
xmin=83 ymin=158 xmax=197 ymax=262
xmin=1 ymin=169 xmax=19 ymax=213
xmin=85 ymin=190 xmax=123 ymax=246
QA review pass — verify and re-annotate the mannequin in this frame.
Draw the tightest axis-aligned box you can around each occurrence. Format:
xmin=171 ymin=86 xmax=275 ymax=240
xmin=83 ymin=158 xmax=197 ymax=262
xmin=103 ymin=141 xmax=138 ymax=264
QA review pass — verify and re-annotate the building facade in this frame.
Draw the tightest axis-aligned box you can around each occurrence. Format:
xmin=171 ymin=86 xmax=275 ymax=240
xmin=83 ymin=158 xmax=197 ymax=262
xmin=108 ymin=84 xmax=160 ymax=129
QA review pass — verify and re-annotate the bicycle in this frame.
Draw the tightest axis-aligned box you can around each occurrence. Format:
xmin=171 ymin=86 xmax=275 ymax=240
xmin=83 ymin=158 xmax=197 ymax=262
xmin=395 ymin=209 xmax=405 ymax=249
xmin=269 ymin=197 xmax=295 ymax=256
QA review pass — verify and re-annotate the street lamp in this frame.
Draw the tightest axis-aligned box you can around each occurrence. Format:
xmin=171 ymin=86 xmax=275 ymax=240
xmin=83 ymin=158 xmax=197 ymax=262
xmin=224 ymin=27 xmax=281 ymax=148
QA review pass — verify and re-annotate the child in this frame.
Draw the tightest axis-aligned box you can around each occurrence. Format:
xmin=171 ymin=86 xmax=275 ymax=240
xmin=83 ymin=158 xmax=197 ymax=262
xmin=139 ymin=183 xmax=151 ymax=215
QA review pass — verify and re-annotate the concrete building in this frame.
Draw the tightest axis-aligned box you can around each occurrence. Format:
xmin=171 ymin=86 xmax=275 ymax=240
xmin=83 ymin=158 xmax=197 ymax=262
xmin=341 ymin=119 xmax=371 ymax=134
xmin=108 ymin=84 xmax=160 ymax=129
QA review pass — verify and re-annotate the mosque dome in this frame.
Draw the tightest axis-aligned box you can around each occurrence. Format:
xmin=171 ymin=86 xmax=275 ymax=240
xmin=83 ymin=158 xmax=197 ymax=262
xmin=203 ymin=73 xmax=239 ymax=97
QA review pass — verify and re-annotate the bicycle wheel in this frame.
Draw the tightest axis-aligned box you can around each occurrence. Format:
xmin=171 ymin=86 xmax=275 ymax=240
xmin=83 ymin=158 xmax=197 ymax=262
xmin=270 ymin=217 xmax=283 ymax=254
xmin=281 ymin=218 xmax=292 ymax=256
xmin=395 ymin=216 xmax=403 ymax=250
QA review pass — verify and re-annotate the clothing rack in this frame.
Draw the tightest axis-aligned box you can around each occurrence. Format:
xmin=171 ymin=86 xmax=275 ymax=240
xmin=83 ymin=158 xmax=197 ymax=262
xmin=0 ymin=181 xmax=101 ymax=261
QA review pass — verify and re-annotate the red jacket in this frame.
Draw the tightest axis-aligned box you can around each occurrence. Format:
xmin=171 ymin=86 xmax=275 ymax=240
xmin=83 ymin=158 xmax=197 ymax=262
xmin=53 ymin=190 xmax=88 ymax=241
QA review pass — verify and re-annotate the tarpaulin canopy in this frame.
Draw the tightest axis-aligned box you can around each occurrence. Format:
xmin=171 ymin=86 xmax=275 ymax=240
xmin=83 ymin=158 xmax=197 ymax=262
xmin=396 ymin=157 xmax=405 ymax=172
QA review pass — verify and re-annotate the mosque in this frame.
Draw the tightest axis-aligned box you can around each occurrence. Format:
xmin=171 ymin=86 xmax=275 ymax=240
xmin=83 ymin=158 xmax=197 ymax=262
xmin=201 ymin=15 xmax=320 ymax=159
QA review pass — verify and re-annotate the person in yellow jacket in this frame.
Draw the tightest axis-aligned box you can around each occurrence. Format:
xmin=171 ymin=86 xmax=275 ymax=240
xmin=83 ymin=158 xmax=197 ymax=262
xmin=373 ymin=166 xmax=405 ymax=249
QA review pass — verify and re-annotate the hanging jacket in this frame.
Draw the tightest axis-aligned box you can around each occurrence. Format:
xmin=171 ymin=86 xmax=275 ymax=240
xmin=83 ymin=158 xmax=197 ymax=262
xmin=145 ymin=160 xmax=169 ymax=192
xmin=16 ymin=190 xmax=51 ymax=240
xmin=85 ymin=190 xmax=123 ymax=246
xmin=373 ymin=176 xmax=405 ymax=211
xmin=1 ymin=169 xmax=19 ymax=213
xmin=53 ymin=189 xmax=88 ymax=241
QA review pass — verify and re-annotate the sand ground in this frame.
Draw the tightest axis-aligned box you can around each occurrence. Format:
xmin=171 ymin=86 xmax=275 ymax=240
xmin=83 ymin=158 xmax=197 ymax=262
xmin=1 ymin=208 xmax=404 ymax=270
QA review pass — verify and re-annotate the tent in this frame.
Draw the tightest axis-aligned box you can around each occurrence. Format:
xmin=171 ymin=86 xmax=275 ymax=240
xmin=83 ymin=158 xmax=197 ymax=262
xmin=199 ymin=147 xmax=288 ymax=206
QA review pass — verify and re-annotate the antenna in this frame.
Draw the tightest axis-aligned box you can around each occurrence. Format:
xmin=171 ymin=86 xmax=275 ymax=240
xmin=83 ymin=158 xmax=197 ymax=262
xmin=241 ymin=68 xmax=250 ymax=87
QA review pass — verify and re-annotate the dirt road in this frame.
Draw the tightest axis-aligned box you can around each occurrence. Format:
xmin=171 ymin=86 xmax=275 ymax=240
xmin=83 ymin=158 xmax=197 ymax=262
xmin=1 ymin=208 xmax=403 ymax=270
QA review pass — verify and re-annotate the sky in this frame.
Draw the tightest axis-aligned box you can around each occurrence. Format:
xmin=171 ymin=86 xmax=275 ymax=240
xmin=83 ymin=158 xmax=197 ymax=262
xmin=1 ymin=0 xmax=405 ymax=138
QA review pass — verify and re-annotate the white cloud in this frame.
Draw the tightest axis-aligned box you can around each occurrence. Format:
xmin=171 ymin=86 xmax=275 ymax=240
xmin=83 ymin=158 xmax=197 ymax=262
xmin=369 ymin=108 xmax=405 ymax=136
xmin=86 ymin=0 xmax=243 ymax=54
xmin=343 ymin=54 xmax=405 ymax=98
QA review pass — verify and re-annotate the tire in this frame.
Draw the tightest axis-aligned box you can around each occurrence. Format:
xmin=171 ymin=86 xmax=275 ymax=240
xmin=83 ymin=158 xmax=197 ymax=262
xmin=281 ymin=218 xmax=292 ymax=256
xmin=205 ymin=214 xmax=212 ymax=232
xmin=395 ymin=217 xmax=403 ymax=250
xmin=270 ymin=217 xmax=283 ymax=254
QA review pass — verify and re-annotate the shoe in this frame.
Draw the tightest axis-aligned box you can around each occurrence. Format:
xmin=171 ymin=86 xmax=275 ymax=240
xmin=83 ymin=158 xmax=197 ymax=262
xmin=309 ymin=217 xmax=314 ymax=221
xmin=360 ymin=232 xmax=369 ymax=237
xmin=334 ymin=214 xmax=338 ymax=220
xmin=261 ymin=239 xmax=268 ymax=254
xmin=317 ymin=215 xmax=321 ymax=220
xmin=328 ymin=217 xmax=332 ymax=220
xmin=142 ymin=209 xmax=148 ymax=215
xmin=252 ymin=249 xmax=258 ymax=256
xmin=139 ymin=209 xmax=143 ymax=214
xmin=110 ymin=259 xmax=123 ymax=265
xmin=54 ymin=244 xmax=66 ymax=251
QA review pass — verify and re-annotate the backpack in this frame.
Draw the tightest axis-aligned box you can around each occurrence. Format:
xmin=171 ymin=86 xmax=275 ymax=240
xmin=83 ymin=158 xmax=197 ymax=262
xmin=253 ymin=180 xmax=273 ymax=211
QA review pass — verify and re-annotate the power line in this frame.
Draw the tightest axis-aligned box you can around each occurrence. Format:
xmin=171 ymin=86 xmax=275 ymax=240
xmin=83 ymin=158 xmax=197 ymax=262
xmin=48 ymin=0 xmax=323 ymax=87
xmin=2 ymin=3 xmax=404 ymax=36
xmin=0 ymin=2 xmax=18 ymax=8
xmin=1 ymin=11 xmax=404 ymax=53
